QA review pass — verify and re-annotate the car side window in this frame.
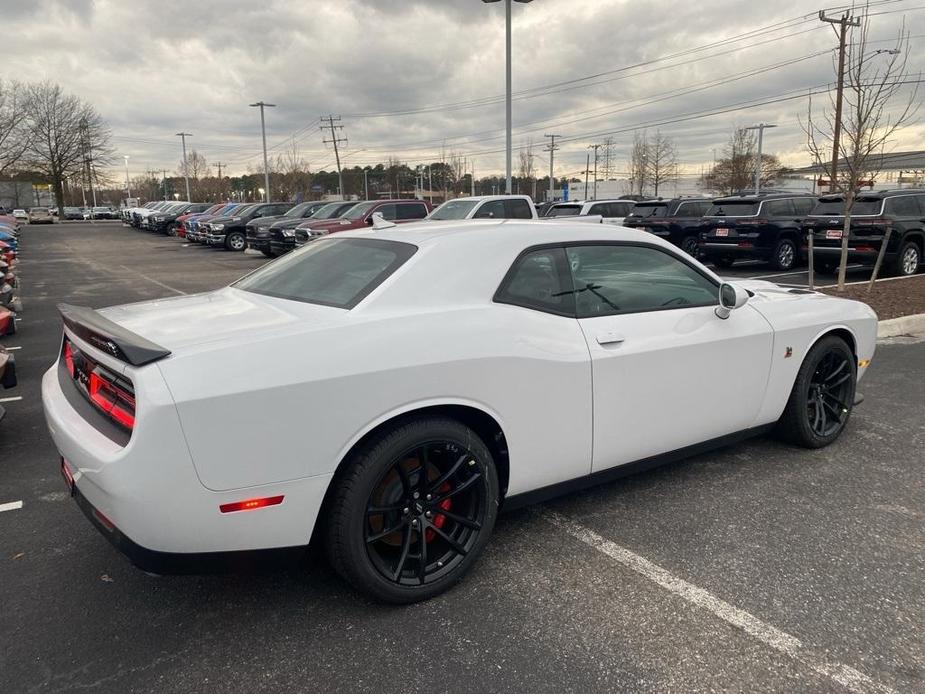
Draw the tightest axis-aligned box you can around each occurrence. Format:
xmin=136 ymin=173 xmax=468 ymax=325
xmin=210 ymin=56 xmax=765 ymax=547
xmin=792 ymin=198 xmax=815 ymax=216
xmin=588 ymin=203 xmax=609 ymax=217
xmin=377 ymin=204 xmax=398 ymax=221
xmin=565 ymin=244 xmax=718 ymax=318
xmin=495 ymin=248 xmax=574 ymax=316
xmin=505 ymin=199 xmax=534 ymax=219
xmin=473 ymin=200 xmax=506 ymax=219
xmin=886 ymin=195 xmax=920 ymax=216
xmin=611 ymin=202 xmax=634 ymax=217
xmin=764 ymin=200 xmax=794 ymax=217
xmin=396 ymin=203 xmax=428 ymax=220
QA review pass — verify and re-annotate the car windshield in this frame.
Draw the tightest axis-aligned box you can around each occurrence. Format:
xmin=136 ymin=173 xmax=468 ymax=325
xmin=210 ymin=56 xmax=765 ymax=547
xmin=811 ymin=198 xmax=883 ymax=216
xmin=234 ymin=237 xmax=417 ymax=309
xmin=706 ymin=201 xmax=760 ymax=216
xmin=628 ymin=204 xmax=668 ymax=218
xmin=546 ymin=204 xmax=582 ymax=217
xmin=312 ymin=202 xmax=355 ymax=219
xmin=343 ymin=201 xmax=378 ymax=220
xmin=283 ymin=202 xmax=315 ymax=218
xmin=429 ymin=200 xmax=479 ymax=220
xmin=32 ymin=208 xmax=48 ymax=214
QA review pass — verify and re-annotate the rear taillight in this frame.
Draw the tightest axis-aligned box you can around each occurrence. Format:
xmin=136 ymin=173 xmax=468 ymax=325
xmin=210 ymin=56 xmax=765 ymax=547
xmin=62 ymin=336 xmax=136 ymax=431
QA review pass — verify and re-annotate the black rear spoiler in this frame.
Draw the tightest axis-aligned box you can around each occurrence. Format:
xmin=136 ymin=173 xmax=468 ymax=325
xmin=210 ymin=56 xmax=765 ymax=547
xmin=58 ymin=303 xmax=171 ymax=366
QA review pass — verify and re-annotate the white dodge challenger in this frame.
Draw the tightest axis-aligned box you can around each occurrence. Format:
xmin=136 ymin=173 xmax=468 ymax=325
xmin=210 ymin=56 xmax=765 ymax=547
xmin=42 ymin=220 xmax=877 ymax=602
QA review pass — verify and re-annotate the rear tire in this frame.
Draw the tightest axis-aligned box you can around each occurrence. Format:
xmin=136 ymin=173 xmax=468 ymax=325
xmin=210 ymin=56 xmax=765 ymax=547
xmin=680 ymin=235 xmax=700 ymax=258
xmin=776 ymin=335 xmax=856 ymax=448
xmin=771 ymin=238 xmax=797 ymax=271
xmin=325 ymin=416 xmax=499 ymax=604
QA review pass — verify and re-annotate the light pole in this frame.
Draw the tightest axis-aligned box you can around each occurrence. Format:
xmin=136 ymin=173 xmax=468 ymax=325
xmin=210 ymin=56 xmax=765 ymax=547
xmin=176 ymin=132 xmax=192 ymax=201
xmin=123 ymin=155 xmax=131 ymax=201
xmin=250 ymin=101 xmax=276 ymax=202
xmin=744 ymin=123 xmax=776 ymax=194
xmin=482 ymin=0 xmax=533 ymax=195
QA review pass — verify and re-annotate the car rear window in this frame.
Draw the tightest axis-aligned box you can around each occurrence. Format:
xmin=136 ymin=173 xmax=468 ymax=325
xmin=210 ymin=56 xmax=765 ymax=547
xmin=810 ymin=198 xmax=884 ymax=216
xmin=234 ymin=237 xmax=417 ymax=309
xmin=628 ymin=204 xmax=668 ymax=218
xmin=430 ymin=200 xmax=479 ymax=220
xmin=705 ymin=201 xmax=760 ymax=217
xmin=546 ymin=204 xmax=582 ymax=217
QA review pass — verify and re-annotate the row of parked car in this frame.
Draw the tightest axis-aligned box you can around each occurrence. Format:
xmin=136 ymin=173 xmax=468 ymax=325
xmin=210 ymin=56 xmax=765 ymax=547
xmin=122 ymin=189 xmax=925 ymax=277
xmin=0 ymin=210 xmax=21 ymax=427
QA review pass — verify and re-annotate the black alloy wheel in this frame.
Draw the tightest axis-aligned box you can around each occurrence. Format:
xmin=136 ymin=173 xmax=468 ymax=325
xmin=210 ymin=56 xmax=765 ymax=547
xmin=681 ymin=236 xmax=700 ymax=258
xmin=326 ymin=417 xmax=499 ymax=603
xmin=777 ymin=335 xmax=856 ymax=448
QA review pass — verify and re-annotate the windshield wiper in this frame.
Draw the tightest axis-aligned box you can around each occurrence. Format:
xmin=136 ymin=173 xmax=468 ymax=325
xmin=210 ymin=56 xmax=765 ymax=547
xmin=553 ymin=283 xmax=621 ymax=311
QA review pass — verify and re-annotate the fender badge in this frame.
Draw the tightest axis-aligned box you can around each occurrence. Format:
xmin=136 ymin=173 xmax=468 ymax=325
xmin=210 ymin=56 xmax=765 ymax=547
xmin=784 ymin=347 xmax=793 ymax=358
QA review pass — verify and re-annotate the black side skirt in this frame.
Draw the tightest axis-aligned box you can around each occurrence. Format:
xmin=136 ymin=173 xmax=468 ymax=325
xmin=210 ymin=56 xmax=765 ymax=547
xmin=502 ymin=424 xmax=775 ymax=512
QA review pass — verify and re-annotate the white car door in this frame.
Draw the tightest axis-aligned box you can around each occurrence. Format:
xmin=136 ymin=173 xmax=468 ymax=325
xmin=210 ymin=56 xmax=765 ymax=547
xmin=564 ymin=242 xmax=774 ymax=472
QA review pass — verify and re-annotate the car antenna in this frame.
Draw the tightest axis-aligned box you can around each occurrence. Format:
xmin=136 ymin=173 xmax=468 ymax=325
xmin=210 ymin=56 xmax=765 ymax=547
xmin=371 ymin=212 xmax=396 ymax=230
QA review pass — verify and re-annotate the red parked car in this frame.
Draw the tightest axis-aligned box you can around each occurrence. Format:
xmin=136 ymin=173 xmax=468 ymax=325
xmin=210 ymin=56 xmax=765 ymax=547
xmin=292 ymin=199 xmax=431 ymax=248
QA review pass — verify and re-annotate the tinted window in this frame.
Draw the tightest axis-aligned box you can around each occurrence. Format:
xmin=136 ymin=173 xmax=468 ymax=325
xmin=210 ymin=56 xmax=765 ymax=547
xmin=811 ymin=197 xmax=884 ymax=215
xmin=473 ymin=200 xmax=506 ymax=219
xmin=675 ymin=201 xmax=710 ymax=217
xmin=629 ymin=204 xmax=668 ymax=218
xmin=565 ymin=245 xmax=717 ymax=318
xmin=706 ymin=201 xmax=760 ymax=216
xmin=506 ymin=199 xmax=534 ymax=219
xmin=495 ymin=248 xmax=574 ymax=315
xmin=588 ymin=203 xmax=611 ymax=217
xmin=397 ymin=203 xmax=428 ymax=220
xmin=377 ymin=204 xmax=397 ymax=221
xmin=610 ymin=202 xmax=634 ymax=217
xmin=764 ymin=199 xmax=794 ymax=217
xmin=886 ymin=195 xmax=921 ymax=216
xmin=234 ymin=238 xmax=416 ymax=309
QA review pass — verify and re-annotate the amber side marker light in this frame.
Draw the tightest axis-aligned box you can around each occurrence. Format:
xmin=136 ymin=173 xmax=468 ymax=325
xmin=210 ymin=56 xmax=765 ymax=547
xmin=219 ymin=495 xmax=285 ymax=514
xmin=858 ymin=358 xmax=871 ymax=368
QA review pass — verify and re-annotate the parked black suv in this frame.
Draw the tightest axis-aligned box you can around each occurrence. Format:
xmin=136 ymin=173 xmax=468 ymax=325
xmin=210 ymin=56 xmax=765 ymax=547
xmin=802 ymin=190 xmax=924 ymax=276
xmin=699 ymin=193 xmax=817 ymax=270
xmin=245 ymin=201 xmax=328 ymax=257
xmin=622 ymin=198 xmax=713 ymax=257
xmin=205 ymin=202 xmax=293 ymax=251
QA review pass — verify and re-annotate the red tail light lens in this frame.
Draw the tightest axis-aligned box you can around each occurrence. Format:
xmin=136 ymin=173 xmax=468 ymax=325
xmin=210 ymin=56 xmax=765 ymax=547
xmin=64 ymin=341 xmax=75 ymax=376
xmin=62 ymin=336 xmax=136 ymax=431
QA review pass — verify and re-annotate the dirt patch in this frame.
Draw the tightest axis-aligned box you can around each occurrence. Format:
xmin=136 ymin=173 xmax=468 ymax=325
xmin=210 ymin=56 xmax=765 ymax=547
xmin=820 ymin=274 xmax=925 ymax=321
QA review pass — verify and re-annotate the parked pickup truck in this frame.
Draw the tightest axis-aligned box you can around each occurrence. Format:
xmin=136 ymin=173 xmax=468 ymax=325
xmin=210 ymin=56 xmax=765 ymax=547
xmin=542 ymin=199 xmax=636 ymax=225
xmin=205 ymin=202 xmax=293 ymax=251
xmin=268 ymin=201 xmax=358 ymax=256
xmin=427 ymin=195 xmax=537 ymax=220
xmin=246 ymin=201 xmax=329 ymax=257
xmin=293 ymin=199 xmax=431 ymax=248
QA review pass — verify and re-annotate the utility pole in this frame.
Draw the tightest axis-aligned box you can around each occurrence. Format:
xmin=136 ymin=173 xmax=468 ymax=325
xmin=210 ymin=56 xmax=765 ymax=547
xmin=544 ymin=134 xmax=559 ymax=202
xmin=81 ymin=118 xmax=97 ymax=208
xmin=249 ymin=101 xmax=276 ymax=202
xmin=123 ymin=155 xmax=131 ymax=202
xmin=161 ymin=170 xmax=168 ymax=200
xmin=471 ymin=161 xmax=476 ymax=196
xmin=589 ymin=144 xmax=602 ymax=200
xmin=363 ymin=168 xmax=369 ymax=199
xmin=584 ymin=153 xmax=590 ymax=200
xmin=819 ymin=9 xmax=860 ymax=193
xmin=744 ymin=123 xmax=776 ymax=194
xmin=428 ymin=165 xmax=433 ymax=204
xmin=601 ymin=136 xmax=615 ymax=180
xmin=176 ymin=132 xmax=193 ymax=202
xmin=321 ymin=115 xmax=347 ymax=199
xmin=215 ymin=162 xmax=226 ymax=200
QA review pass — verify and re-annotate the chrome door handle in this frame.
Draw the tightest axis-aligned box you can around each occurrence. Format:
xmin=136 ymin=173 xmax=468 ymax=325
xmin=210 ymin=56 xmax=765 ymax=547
xmin=596 ymin=332 xmax=625 ymax=346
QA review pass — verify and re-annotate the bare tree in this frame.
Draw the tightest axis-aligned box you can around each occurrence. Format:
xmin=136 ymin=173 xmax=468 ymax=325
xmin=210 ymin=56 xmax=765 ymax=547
xmin=0 ymin=80 xmax=29 ymax=177
xmin=647 ymin=130 xmax=679 ymax=197
xmin=627 ymin=130 xmax=649 ymax=196
xmin=24 ymin=81 xmax=111 ymax=211
xmin=804 ymin=8 xmax=918 ymax=290
xmin=706 ymin=127 xmax=782 ymax=195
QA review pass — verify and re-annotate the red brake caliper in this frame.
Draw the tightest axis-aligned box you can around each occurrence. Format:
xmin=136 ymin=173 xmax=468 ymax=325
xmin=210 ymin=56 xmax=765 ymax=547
xmin=425 ymin=482 xmax=452 ymax=543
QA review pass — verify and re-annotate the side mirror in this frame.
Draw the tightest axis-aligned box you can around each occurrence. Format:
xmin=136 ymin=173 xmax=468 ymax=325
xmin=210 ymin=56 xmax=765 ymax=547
xmin=715 ymin=282 xmax=748 ymax=319
xmin=365 ymin=216 xmax=374 ymax=225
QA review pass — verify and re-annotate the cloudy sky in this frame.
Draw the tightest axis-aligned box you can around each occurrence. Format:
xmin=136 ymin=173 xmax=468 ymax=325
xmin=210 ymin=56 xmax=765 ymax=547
xmin=3 ymin=0 xmax=923 ymax=181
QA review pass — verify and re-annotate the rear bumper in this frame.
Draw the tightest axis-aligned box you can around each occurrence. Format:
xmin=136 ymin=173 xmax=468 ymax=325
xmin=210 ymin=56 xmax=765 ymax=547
xmin=810 ymin=246 xmax=884 ymax=263
xmin=700 ymin=242 xmax=771 ymax=260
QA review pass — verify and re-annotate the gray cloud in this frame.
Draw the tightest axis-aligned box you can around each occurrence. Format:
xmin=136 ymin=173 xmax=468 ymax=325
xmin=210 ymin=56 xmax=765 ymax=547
xmin=2 ymin=0 xmax=921 ymax=180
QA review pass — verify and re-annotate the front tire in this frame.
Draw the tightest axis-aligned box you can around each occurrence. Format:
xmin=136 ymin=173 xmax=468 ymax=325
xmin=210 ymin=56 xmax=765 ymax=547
xmin=225 ymin=231 xmax=246 ymax=251
xmin=325 ymin=416 xmax=499 ymax=604
xmin=776 ymin=335 xmax=856 ymax=448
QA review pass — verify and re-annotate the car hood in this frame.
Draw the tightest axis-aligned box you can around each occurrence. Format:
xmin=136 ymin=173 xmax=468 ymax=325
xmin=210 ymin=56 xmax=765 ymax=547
xmin=97 ymin=287 xmax=347 ymax=353
xmin=297 ymin=218 xmax=363 ymax=231
xmin=208 ymin=215 xmax=242 ymax=225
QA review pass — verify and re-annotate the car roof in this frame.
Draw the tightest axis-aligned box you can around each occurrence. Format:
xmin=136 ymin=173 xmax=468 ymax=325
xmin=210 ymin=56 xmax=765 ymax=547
xmin=820 ymin=189 xmax=924 ymax=200
xmin=442 ymin=195 xmax=532 ymax=202
xmin=713 ymin=193 xmax=815 ymax=202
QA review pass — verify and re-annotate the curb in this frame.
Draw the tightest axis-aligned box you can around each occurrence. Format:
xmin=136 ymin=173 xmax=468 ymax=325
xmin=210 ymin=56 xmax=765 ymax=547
xmin=877 ymin=312 xmax=925 ymax=338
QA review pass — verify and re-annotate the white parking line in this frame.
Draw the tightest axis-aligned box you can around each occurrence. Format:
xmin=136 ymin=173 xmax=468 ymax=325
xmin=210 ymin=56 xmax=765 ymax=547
xmin=543 ymin=511 xmax=896 ymax=694
xmin=0 ymin=396 xmax=22 ymax=403
xmin=0 ymin=500 xmax=23 ymax=513
xmin=5 ymin=346 xmax=21 ymax=350
xmin=742 ymin=269 xmax=810 ymax=280
xmin=117 ymin=265 xmax=187 ymax=296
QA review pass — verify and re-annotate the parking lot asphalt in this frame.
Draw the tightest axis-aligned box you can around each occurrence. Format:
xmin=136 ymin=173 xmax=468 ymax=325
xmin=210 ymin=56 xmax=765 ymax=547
xmin=0 ymin=222 xmax=922 ymax=693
